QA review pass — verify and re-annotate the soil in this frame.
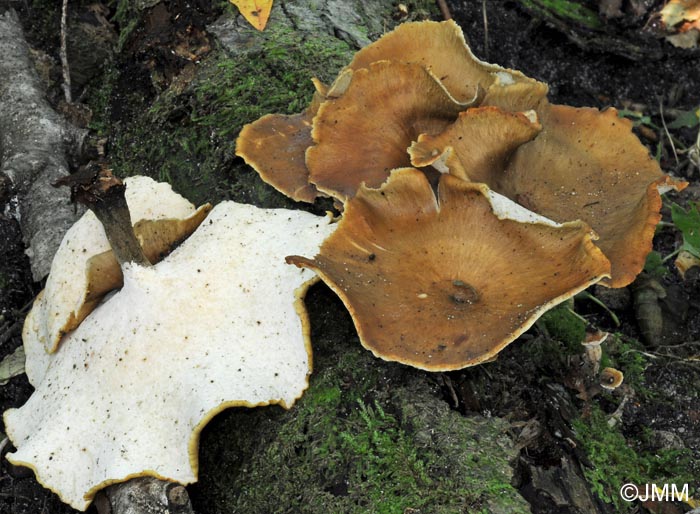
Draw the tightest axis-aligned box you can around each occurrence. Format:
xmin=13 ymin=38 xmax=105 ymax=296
xmin=0 ymin=1 xmax=699 ymax=513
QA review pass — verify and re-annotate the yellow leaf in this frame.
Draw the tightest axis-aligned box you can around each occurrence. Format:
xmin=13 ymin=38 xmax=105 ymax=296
xmin=229 ymin=0 xmax=273 ymax=31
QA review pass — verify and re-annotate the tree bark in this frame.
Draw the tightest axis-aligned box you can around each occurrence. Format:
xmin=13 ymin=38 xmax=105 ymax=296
xmin=96 ymin=478 xmax=194 ymax=514
xmin=0 ymin=9 xmax=86 ymax=281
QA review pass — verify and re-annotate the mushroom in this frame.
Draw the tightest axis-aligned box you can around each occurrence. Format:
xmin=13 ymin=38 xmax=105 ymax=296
xmin=412 ymin=102 xmax=688 ymax=287
xmin=344 ymin=19 xmax=548 ymax=109
xmin=25 ymin=173 xmax=211 ymax=355
xmin=305 ymin=61 xmax=467 ymax=202
xmin=287 ymin=168 xmax=611 ymax=371
xmin=235 ymin=80 xmax=328 ymax=203
xmin=238 ymin=19 xmax=685 ymax=290
xmin=4 ymin=169 xmax=336 ymax=510
xmin=408 ymin=106 xmax=541 ymax=181
xmin=235 ymin=20 xmax=548 ymax=204
xmin=600 ymin=367 xmax=625 ymax=390
xmin=581 ymin=329 xmax=610 ymax=375
xmin=500 ymin=103 xmax=688 ymax=287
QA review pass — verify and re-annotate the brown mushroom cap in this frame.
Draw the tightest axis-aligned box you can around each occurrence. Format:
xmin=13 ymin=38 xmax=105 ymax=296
xmin=600 ymin=367 xmax=624 ymax=390
xmin=235 ymin=20 xmax=548 ymax=205
xmin=500 ymin=102 xmax=688 ymax=287
xmin=287 ymin=168 xmax=611 ymax=371
xmin=345 ymin=20 xmax=548 ymax=109
xmin=408 ymin=106 xmax=541 ymax=181
xmin=306 ymin=61 xmax=466 ymax=202
xmin=235 ymin=89 xmax=326 ymax=203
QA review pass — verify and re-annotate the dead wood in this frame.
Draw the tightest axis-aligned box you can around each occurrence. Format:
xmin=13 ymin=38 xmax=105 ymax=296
xmin=96 ymin=478 xmax=194 ymax=514
xmin=0 ymin=9 xmax=86 ymax=281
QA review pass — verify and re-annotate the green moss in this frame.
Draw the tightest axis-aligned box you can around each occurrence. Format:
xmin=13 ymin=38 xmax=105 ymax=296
xmin=112 ymin=0 xmax=140 ymax=51
xmin=84 ymin=66 xmax=117 ymax=136
xmin=517 ymin=0 xmax=603 ymax=29
xmin=104 ymin=21 xmax=354 ymax=206
xmin=573 ymin=405 xmax=695 ymax=513
xmin=538 ymin=301 xmax=586 ymax=349
xmin=194 ymin=290 xmax=530 ymax=513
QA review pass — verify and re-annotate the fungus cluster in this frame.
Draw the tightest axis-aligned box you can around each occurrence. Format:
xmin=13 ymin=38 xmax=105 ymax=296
xmin=238 ymin=20 xmax=687 ymax=368
xmin=4 ymin=20 xmax=686 ymax=511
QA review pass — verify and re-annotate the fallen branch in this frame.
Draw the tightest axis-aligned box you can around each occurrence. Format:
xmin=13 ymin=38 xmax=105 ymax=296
xmin=0 ymin=9 xmax=86 ymax=280
xmin=95 ymin=478 xmax=194 ymax=514
xmin=60 ymin=0 xmax=72 ymax=103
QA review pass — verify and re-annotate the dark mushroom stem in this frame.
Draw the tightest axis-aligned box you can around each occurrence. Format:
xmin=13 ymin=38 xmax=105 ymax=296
xmin=54 ymin=164 xmax=151 ymax=267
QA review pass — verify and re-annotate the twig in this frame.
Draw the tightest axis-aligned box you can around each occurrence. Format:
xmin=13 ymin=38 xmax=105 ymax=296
xmin=60 ymin=0 xmax=72 ymax=104
xmin=661 ymin=247 xmax=681 ymax=263
xmin=0 ymin=321 xmax=21 ymax=346
xmin=566 ymin=307 xmax=589 ymax=325
xmin=436 ymin=0 xmax=451 ymax=20
xmin=441 ymin=374 xmax=459 ymax=409
xmin=606 ymin=395 xmax=630 ymax=428
xmin=659 ymin=100 xmax=678 ymax=165
xmin=482 ymin=0 xmax=489 ymax=59
xmin=577 ymin=291 xmax=621 ymax=327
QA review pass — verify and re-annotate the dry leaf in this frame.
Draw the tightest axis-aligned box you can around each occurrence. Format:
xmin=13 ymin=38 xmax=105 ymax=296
xmin=229 ymin=0 xmax=273 ymax=31
xmin=659 ymin=0 xmax=700 ymax=47
xmin=660 ymin=0 xmax=700 ymax=28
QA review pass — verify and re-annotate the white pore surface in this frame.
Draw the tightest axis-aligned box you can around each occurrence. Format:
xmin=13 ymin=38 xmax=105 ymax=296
xmin=4 ymin=202 xmax=335 ymax=510
xmin=25 ymin=176 xmax=197 ymax=355
xmin=486 ymin=189 xmax=561 ymax=226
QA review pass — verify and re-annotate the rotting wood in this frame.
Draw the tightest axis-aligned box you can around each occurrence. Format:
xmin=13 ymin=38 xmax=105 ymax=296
xmin=96 ymin=478 xmax=194 ymax=514
xmin=0 ymin=9 xmax=86 ymax=281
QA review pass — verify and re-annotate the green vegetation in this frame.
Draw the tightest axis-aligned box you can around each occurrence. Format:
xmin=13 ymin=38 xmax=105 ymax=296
xmin=87 ymin=20 xmax=355 ymax=206
xmin=573 ymin=405 xmax=695 ymax=513
xmin=195 ymin=324 xmax=529 ymax=513
xmin=643 ymin=250 xmax=669 ymax=278
xmin=517 ymin=0 xmax=603 ymax=30
xmin=112 ymin=0 xmax=140 ymax=51
xmin=671 ymin=201 xmax=700 ymax=258
xmin=666 ymin=106 xmax=700 ymax=130
xmin=538 ymin=301 xmax=586 ymax=349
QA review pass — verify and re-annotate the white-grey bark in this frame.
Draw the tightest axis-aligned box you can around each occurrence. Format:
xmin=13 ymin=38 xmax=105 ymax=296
xmin=97 ymin=478 xmax=194 ymax=514
xmin=0 ymin=9 xmax=86 ymax=281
